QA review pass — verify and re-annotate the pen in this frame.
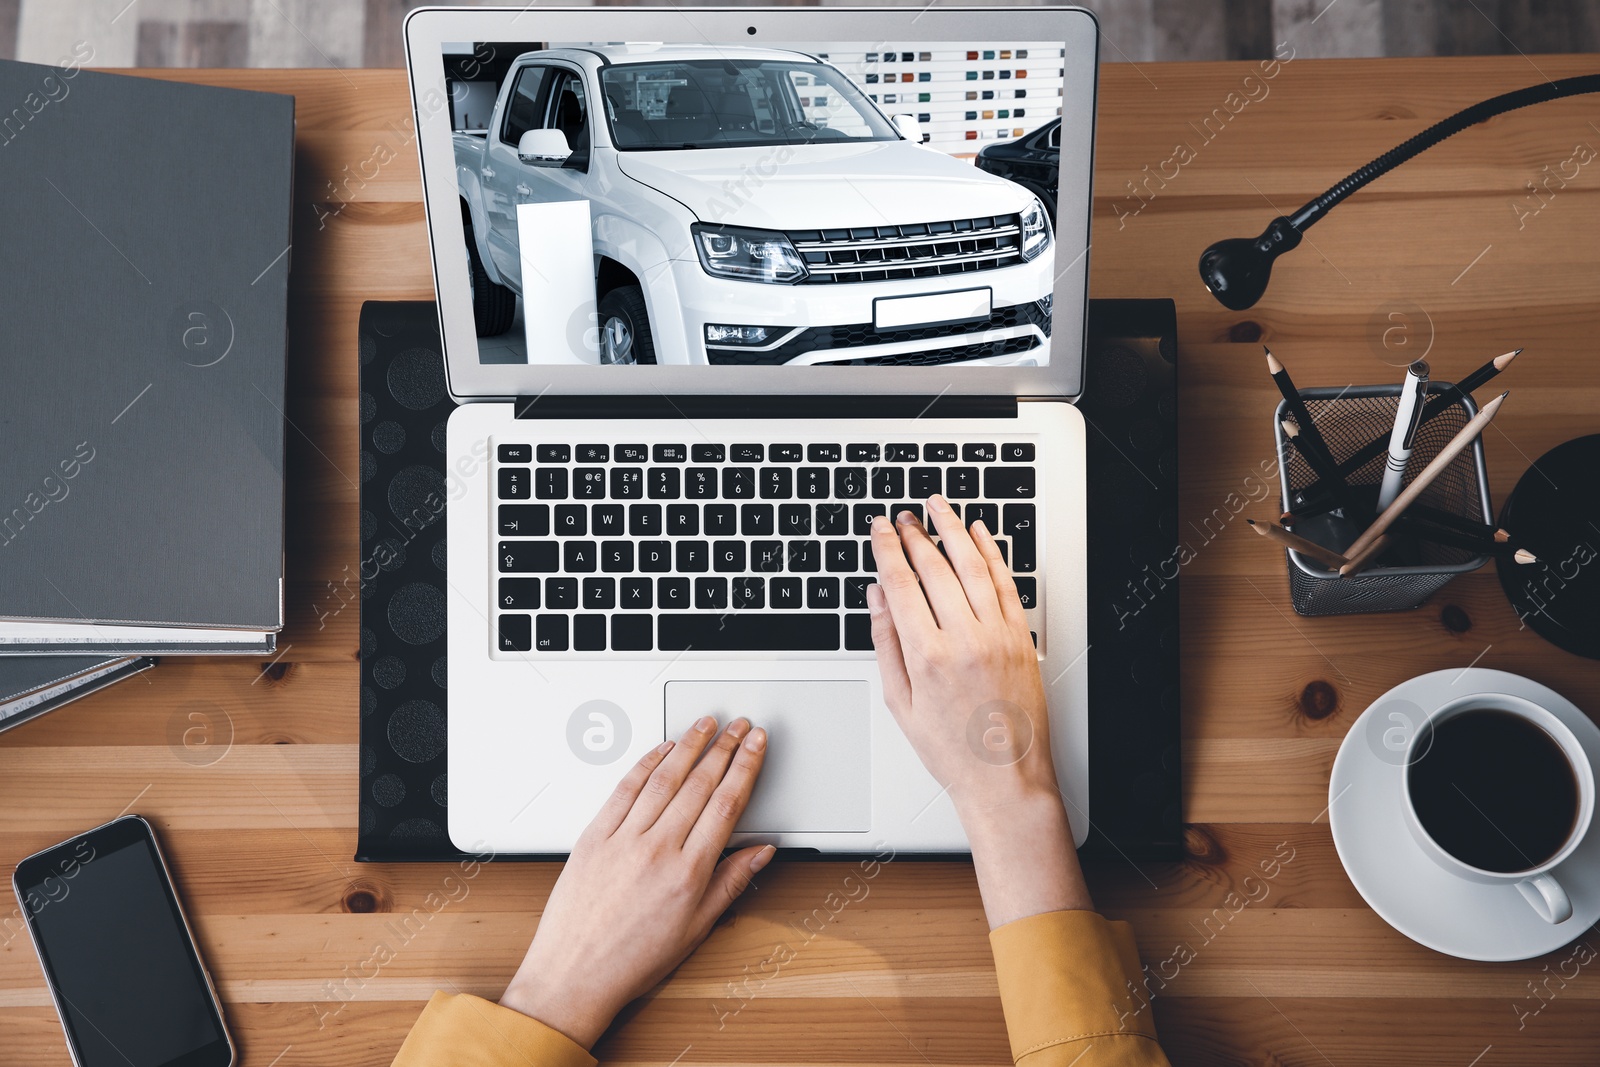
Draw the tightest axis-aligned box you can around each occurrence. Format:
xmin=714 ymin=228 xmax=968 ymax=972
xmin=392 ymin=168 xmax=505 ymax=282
xmin=1374 ymin=360 xmax=1430 ymax=512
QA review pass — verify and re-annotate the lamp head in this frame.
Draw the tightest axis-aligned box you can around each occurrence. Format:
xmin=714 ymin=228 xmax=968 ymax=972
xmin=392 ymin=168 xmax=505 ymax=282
xmin=1198 ymin=215 xmax=1303 ymax=311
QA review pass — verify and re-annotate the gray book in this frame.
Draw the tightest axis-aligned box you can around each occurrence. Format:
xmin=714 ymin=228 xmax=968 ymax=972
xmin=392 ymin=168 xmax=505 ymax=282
xmin=0 ymin=59 xmax=292 ymax=654
xmin=0 ymin=655 xmax=155 ymax=732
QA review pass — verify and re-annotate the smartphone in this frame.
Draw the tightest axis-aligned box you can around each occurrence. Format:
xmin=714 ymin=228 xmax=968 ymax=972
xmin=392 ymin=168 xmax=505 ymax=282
xmin=12 ymin=815 xmax=234 ymax=1067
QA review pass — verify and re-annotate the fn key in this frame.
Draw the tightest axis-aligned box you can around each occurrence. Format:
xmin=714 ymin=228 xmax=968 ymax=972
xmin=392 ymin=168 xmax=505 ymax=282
xmin=497 ymin=613 xmax=532 ymax=651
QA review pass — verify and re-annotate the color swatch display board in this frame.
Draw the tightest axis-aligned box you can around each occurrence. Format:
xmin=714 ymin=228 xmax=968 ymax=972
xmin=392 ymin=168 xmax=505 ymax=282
xmin=791 ymin=43 xmax=1066 ymax=156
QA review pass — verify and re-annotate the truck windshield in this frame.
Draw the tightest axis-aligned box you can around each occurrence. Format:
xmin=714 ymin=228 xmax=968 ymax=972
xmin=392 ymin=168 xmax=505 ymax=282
xmin=599 ymin=59 xmax=900 ymax=150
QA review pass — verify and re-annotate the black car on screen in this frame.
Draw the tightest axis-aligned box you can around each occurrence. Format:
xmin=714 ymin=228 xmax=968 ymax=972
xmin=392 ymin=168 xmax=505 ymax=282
xmin=974 ymin=118 xmax=1060 ymax=223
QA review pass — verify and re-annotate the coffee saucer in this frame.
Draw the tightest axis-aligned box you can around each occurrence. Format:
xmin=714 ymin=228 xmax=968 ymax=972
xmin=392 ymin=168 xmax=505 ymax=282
xmin=1329 ymin=668 xmax=1600 ymax=961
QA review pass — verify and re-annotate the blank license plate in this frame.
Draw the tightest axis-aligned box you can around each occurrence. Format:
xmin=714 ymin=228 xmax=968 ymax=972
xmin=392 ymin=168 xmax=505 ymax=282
xmin=873 ymin=287 xmax=992 ymax=330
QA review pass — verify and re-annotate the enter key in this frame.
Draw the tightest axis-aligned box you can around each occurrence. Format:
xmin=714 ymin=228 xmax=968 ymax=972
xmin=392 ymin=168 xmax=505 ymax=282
xmin=1003 ymin=503 xmax=1037 ymax=573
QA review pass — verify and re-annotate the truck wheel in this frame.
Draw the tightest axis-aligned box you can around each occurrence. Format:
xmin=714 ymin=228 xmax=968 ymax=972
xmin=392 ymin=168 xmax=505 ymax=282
xmin=596 ymin=286 xmax=656 ymax=365
xmin=466 ymin=227 xmax=517 ymax=337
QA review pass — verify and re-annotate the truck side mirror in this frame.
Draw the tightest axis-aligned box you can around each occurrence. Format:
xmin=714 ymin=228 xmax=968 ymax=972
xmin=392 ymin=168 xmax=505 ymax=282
xmin=517 ymin=129 xmax=572 ymax=166
xmin=892 ymin=114 xmax=928 ymax=145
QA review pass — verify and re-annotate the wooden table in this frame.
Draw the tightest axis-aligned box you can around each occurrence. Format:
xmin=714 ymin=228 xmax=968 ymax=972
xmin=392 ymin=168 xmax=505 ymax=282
xmin=4 ymin=55 xmax=1600 ymax=1066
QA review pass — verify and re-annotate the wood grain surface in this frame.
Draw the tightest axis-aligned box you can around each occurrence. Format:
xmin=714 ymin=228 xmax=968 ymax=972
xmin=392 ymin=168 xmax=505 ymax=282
xmin=4 ymin=57 xmax=1600 ymax=1066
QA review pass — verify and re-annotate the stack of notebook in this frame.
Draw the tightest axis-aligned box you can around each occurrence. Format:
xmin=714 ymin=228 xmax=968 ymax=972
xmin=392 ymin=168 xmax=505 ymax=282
xmin=0 ymin=59 xmax=294 ymax=727
xmin=0 ymin=657 xmax=156 ymax=731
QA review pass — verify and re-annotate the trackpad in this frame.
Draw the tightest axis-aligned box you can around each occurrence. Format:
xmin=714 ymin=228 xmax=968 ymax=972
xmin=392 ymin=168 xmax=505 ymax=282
xmin=665 ymin=680 xmax=871 ymax=833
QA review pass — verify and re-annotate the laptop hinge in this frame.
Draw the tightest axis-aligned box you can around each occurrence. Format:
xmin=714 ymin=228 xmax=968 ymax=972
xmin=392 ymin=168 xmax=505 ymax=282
xmin=513 ymin=395 xmax=1018 ymax=420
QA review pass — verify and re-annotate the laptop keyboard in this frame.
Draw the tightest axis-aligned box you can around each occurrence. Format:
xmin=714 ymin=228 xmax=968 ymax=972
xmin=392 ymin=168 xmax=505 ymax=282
xmin=491 ymin=439 xmax=1040 ymax=653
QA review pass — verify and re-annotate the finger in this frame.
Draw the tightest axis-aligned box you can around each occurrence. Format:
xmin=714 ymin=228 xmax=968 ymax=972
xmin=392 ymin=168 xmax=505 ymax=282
xmin=588 ymin=739 xmax=676 ymax=840
xmin=892 ymin=508 xmax=975 ymax=630
xmin=693 ymin=844 xmax=776 ymax=933
xmin=867 ymin=583 xmax=913 ymax=715
xmin=620 ymin=716 xmax=718 ymax=834
xmin=924 ymin=494 xmax=1002 ymax=623
xmin=971 ymin=519 xmax=1030 ymax=632
xmin=658 ymin=718 xmax=752 ymax=845
xmin=869 ymin=514 xmax=939 ymax=647
xmin=685 ymin=727 xmax=768 ymax=866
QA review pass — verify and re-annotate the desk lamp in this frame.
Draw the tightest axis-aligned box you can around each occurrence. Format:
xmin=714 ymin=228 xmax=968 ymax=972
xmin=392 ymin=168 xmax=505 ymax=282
xmin=1197 ymin=74 xmax=1600 ymax=311
xmin=1199 ymin=73 xmax=1600 ymax=660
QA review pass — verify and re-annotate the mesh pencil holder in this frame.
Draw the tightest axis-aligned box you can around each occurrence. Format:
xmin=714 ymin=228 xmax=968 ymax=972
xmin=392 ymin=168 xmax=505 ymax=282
xmin=1274 ymin=384 xmax=1493 ymax=617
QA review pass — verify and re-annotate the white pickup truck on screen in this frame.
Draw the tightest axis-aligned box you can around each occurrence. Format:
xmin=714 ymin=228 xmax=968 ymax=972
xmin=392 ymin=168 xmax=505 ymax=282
xmin=454 ymin=43 xmax=1055 ymax=366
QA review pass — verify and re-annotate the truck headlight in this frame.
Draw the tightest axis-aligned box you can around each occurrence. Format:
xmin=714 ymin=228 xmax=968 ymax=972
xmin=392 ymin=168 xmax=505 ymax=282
xmin=691 ymin=224 xmax=807 ymax=283
xmin=705 ymin=324 xmax=776 ymax=345
xmin=1019 ymin=198 xmax=1052 ymax=261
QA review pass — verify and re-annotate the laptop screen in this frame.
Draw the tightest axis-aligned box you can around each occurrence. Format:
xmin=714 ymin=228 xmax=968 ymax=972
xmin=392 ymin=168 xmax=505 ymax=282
xmin=407 ymin=11 xmax=1097 ymax=397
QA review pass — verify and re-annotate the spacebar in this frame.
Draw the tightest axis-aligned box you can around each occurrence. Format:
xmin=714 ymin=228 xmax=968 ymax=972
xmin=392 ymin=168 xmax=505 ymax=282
xmin=657 ymin=614 xmax=840 ymax=651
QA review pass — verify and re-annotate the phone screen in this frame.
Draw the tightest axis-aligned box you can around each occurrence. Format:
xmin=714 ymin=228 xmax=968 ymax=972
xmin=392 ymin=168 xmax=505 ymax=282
xmin=14 ymin=817 xmax=231 ymax=1067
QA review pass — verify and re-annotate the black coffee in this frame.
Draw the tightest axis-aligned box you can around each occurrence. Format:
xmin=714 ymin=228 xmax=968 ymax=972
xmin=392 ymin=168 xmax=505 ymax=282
xmin=1407 ymin=709 xmax=1579 ymax=873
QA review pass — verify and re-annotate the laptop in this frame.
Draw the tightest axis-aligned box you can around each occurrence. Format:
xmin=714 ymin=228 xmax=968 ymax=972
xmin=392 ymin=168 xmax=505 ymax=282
xmin=403 ymin=6 xmax=1097 ymax=854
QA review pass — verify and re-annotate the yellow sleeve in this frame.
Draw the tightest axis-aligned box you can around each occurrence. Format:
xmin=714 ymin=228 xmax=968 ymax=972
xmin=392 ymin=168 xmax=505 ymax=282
xmin=391 ymin=992 xmax=598 ymax=1067
xmin=989 ymin=910 xmax=1171 ymax=1067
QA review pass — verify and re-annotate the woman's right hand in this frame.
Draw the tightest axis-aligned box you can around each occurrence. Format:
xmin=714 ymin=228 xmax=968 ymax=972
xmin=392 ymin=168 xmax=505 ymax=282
xmin=868 ymin=495 xmax=1093 ymax=927
xmin=866 ymin=495 xmax=1057 ymax=812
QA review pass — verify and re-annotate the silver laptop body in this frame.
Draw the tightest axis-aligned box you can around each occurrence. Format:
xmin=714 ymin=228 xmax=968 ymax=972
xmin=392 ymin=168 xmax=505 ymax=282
xmin=402 ymin=6 xmax=1098 ymax=854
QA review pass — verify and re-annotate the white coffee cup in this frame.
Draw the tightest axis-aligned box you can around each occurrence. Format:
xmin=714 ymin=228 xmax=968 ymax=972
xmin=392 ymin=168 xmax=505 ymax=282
xmin=1401 ymin=693 xmax=1594 ymax=924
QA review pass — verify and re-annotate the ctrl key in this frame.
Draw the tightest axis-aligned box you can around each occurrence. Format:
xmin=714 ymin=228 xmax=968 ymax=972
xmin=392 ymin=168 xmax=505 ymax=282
xmin=534 ymin=614 xmax=569 ymax=651
xmin=496 ymin=613 xmax=533 ymax=652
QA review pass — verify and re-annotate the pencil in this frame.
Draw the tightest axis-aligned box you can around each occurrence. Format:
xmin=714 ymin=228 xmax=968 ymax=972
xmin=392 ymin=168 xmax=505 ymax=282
xmin=1514 ymin=548 xmax=1538 ymax=565
xmin=1396 ymin=515 xmax=1520 ymax=558
xmin=1248 ymin=518 xmax=1350 ymax=569
xmin=1267 ymin=348 xmax=1343 ymax=480
xmin=1286 ymin=499 xmax=1510 ymax=543
xmin=1339 ymin=534 xmax=1392 ymax=578
xmin=1280 ymin=418 xmax=1356 ymax=512
xmin=1422 ymin=349 xmax=1520 ymax=422
xmin=1405 ymin=502 xmax=1511 ymax=542
xmin=1289 ymin=349 xmax=1521 ymax=513
xmin=1341 ymin=391 xmax=1508 ymax=562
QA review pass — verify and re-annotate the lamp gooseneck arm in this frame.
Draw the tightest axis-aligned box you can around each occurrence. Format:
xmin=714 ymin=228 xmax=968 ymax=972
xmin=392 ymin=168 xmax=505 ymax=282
xmin=1200 ymin=73 xmax=1600 ymax=311
xmin=1286 ymin=73 xmax=1600 ymax=234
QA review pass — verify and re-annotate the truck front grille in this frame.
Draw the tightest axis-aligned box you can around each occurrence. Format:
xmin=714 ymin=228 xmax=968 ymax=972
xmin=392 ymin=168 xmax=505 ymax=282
xmin=789 ymin=214 xmax=1024 ymax=284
